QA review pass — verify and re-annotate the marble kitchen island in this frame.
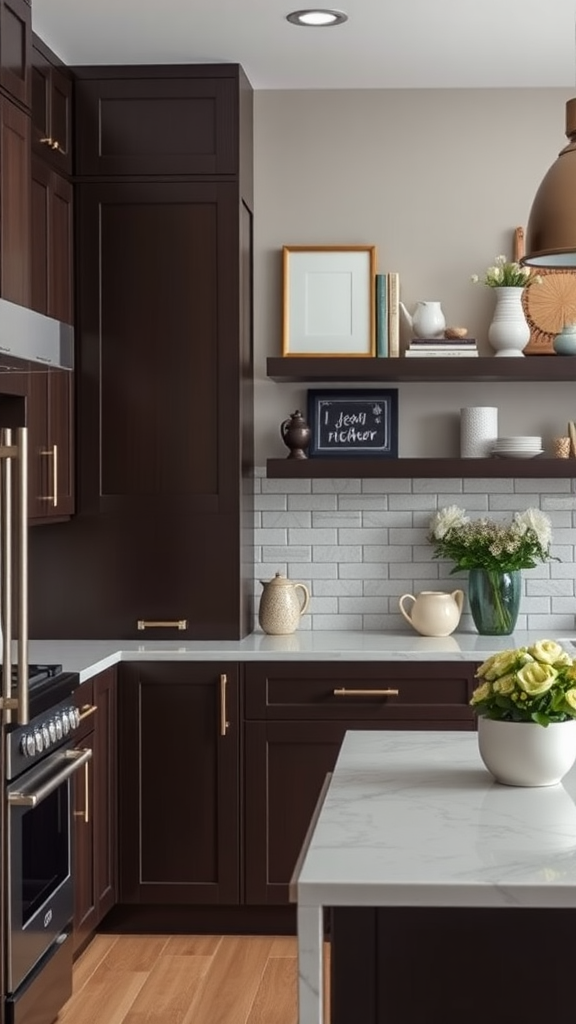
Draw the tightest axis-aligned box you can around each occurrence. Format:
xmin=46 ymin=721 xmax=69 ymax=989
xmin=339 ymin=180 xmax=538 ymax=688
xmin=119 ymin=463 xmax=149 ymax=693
xmin=295 ymin=730 xmax=576 ymax=1024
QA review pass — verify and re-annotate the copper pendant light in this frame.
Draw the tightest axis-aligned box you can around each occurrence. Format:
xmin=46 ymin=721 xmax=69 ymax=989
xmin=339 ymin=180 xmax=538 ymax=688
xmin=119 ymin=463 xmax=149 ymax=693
xmin=522 ymin=98 xmax=576 ymax=268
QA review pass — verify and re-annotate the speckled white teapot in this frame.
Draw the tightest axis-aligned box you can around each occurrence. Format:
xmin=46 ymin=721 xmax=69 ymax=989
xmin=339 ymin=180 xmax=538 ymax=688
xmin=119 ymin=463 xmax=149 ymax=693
xmin=399 ymin=589 xmax=464 ymax=638
xmin=258 ymin=573 xmax=310 ymax=635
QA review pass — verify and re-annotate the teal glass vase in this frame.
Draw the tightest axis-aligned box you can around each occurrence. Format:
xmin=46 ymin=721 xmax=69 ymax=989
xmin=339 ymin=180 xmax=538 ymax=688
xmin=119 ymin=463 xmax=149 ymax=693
xmin=468 ymin=568 xmax=521 ymax=636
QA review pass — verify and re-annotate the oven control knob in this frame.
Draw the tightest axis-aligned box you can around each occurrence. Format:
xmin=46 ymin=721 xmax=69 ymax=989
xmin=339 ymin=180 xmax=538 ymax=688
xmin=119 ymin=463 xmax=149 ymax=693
xmin=61 ymin=711 xmax=70 ymax=735
xmin=54 ymin=717 xmax=63 ymax=740
xmin=21 ymin=732 xmax=36 ymax=757
xmin=33 ymin=729 xmax=44 ymax=754
xmin=70 ymin=707 xmax=80 ymax=729
xmin=48 ymin=720 xmax=57 ymax=744
xmin=41 ymin=724 xmax=51 ymax=749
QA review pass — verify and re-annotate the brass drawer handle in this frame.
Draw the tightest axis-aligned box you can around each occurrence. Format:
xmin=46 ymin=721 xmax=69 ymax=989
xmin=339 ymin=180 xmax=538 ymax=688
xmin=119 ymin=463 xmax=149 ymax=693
xmin=137 ymin=619 xmax=188 ymax=630
xmin=73 ymin=758 xmax=90 ymax=824
xmin=333 ymin=688 xmax=400 ymax=697
xmin=220 ymin=674 xmax=230 ymax=737
xmin=77 ymin=703 xmax=97 ymax=722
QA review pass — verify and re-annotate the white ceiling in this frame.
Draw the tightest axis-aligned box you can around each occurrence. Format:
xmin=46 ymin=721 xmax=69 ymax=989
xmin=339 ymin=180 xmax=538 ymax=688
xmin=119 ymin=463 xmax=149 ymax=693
xmin=31 ymin=0 xmax=576 ymax=90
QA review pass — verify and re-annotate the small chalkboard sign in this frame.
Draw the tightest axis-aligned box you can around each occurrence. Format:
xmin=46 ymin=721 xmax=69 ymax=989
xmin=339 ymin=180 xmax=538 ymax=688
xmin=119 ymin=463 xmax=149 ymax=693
xmin=307 ymin=388 xmax=399 ymax=458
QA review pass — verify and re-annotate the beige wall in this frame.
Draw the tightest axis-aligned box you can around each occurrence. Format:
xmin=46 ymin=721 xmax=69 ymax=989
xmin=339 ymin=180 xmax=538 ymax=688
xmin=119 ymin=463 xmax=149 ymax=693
xmin=253 ymin=88 xmax=576 ymax=465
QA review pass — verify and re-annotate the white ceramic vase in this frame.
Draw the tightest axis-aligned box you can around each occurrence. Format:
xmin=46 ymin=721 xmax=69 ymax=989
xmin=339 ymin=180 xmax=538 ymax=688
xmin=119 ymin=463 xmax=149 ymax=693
xmin=477 ymin=717 xmax=576 ymax=787
xmin=488 ymin=286 xmax=530 ymax=357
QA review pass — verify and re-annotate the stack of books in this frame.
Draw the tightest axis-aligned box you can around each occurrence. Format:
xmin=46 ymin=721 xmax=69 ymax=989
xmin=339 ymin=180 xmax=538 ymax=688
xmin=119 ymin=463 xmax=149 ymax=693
xmin=404 ymin=337 xmax=478 ymax=358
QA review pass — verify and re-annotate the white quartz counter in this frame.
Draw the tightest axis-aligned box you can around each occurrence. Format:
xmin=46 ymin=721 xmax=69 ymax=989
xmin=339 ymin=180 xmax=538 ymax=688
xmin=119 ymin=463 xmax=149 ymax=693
xmin=25 ymin=629 xmax=576 ymax=683
xmin=297 ymin=729 xmax=576 ymax=910
xmin=295 ymin=728 xmax=576 ymax=1024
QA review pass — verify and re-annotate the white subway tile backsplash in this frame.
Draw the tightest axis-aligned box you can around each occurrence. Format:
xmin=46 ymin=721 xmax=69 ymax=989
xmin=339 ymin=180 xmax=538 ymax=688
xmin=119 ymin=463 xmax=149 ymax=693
xmin=289 ymin=494 xmax=338 ymax=510
xmin=361 ymin=479 xmax=411 ymax=493
xmin=339 ymin=563 xmax=390 ymax=579
xmin=263 ymin=545 xmax=311 ymax=562
xmin=313 ymin=579 xmax=363 ymax=597
xmin=289 ymin=562 xmax=338 ymax=578
xmin=253 ymin=471 xmax=576 ymax=632
xmin=313 ymin=545 xmax=362 ymax=562
xmin=312 ymin=614 xmax=364 ymax=630
xmin=463 ymin=478 xmax=514 ymax=492
xmin=255 ymin=494 xmax=287 ymax=511
xmin=262 ymin=511 xmax=311 ymax=528
xmin=339 ymin=496 xmax=390 ymax=512
xmin=339 ymin=528 xmax=388 ymax=545
xmin=313 ymin=512 xmax=361 ymax=528
xmin=312 ymin=479 xmax=361 ymax=493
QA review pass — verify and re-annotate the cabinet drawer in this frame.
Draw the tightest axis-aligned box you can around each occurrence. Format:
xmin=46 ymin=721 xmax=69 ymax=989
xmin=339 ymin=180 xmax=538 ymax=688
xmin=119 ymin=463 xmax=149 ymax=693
xmin=74 ymin=75 xmax=237 ymax=177
xmin=244 ymin=662 xmax=476 ymax=723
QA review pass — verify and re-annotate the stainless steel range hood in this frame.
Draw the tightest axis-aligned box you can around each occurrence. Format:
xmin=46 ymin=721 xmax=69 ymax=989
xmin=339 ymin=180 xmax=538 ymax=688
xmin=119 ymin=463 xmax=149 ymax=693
xmin=0 ymin=299 xmax=74 ymax=374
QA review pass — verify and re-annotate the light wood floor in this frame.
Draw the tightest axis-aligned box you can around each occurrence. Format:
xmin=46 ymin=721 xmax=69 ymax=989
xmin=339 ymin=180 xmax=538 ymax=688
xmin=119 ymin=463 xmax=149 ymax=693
xmin=57 ymin=933 xmax=329 ymax=1024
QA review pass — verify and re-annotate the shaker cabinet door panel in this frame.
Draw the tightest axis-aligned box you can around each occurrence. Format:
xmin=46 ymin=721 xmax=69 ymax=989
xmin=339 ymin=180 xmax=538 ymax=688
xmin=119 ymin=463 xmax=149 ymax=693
xmin=76 ymin=180 xmax=240 ymax=515
xmin=0 ymin=0 xmax=31 ymax=108
xmin=74 ymin=75 xmax=237 ymax=177
xmin=1 ymin=96 xmax=30 ymax=305
xmin=118 ymin=663 xmax=240 ymax=905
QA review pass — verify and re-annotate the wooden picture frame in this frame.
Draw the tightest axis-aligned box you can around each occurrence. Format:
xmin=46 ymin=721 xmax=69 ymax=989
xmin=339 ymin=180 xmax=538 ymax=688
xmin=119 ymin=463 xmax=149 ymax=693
xmin=307 ymin=388 xmax=398 ymax=458
xmin=282 ymin=245 xmax=377 ymax=357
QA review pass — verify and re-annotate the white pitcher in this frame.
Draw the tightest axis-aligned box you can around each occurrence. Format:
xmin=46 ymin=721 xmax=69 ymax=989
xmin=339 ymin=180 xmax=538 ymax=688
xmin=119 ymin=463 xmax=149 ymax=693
xmin=399 ymin=300 xmax=446 ymax=339
xmin=399 ymin=590 xmax=464 ymax=637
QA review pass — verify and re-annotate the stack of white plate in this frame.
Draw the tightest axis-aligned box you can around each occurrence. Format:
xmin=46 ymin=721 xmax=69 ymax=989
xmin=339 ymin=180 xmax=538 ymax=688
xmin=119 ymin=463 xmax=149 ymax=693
xmin=491 ymin=436 xmax=544 ymax=459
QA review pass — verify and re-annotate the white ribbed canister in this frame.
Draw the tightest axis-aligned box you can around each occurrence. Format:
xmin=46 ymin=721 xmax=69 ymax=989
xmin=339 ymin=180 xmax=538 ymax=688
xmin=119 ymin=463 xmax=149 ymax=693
xmin=460 ymin=407 xmax=498 ymax=458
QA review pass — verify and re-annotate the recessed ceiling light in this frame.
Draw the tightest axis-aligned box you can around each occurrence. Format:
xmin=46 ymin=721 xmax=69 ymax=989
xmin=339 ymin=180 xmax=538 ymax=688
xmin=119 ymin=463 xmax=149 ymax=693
xmin=286 ymin=9 xmax=348 ymax=27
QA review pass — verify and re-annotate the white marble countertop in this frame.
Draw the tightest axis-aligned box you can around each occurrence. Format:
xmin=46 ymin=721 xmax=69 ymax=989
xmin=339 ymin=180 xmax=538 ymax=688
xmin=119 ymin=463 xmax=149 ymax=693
xmin=24 ymin=629 xmax=576 ymax=682
xmin=295 ymin=728 xmax=576 ymax=1023
xmin=297 ymin=729 xmax=576 ymax=910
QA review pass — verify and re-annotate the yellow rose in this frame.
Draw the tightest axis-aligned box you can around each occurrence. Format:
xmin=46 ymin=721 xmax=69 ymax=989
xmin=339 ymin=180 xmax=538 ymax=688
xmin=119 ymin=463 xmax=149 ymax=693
xmin=476 ymin=649 xmax=518 ymax=681
xmin=492 ymin=674 xmax=516 ymax=696
xmin=471 ymin=681 xmax=491 ymax=704
xmin=517 ymin=662 xmax=558 ymax=695
xmin=528 ymin=640 xmax=565 ymax=665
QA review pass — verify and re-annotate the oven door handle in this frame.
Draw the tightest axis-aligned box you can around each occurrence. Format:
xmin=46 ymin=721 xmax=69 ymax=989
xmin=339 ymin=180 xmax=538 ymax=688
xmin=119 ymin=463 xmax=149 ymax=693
xmin=8 ymin=748 xmax=93 ymax=807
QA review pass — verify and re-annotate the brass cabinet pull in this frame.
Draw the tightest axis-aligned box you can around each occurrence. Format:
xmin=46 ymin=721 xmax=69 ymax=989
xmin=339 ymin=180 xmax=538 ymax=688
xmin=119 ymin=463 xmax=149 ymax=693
xmin=39 ymin=136 xmax=54 ymax=146
xmin=220 ymin=673 xmax=230 ymax=737
xmin=333 ymin=688 xmax=400 ymax=697
xmin=51 ymin=139 xmax=63 ymax=152
xmin=137 ymin=619 xmax=188 ymax=630
xmin=77 ymin=703 xmax=97 ymax=722
xmin=40 ymin=445 xmax=58 ymax=507
xmin=73 ymin=758 xmax=90 ymax=824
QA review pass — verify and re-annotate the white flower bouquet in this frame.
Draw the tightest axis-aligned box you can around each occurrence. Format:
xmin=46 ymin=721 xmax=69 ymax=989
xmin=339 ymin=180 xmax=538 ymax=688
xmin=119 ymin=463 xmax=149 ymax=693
xmin=428 ymin=506 xmax=555 ymax=574
xmin=471 ymin=254 xmax=541 ymax=289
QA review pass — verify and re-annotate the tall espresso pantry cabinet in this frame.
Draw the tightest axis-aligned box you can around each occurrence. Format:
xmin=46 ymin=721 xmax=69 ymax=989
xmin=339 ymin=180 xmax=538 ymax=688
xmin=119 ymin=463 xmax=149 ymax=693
xmin=29 ymin=65 xmax=255 ymax=640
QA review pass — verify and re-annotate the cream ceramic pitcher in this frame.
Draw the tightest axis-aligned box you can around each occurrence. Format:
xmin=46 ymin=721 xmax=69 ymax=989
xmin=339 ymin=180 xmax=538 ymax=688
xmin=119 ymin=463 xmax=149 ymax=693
xmin=399 ymin=589 xmax=464 ymax=637
xmin=258 ymin=573 xmax=310 ymax=635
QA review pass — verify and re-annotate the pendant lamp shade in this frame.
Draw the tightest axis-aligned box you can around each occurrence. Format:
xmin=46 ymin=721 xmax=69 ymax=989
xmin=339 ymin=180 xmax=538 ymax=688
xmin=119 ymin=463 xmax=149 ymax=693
xmin=522 ymin=99 xmax=576 ymax=268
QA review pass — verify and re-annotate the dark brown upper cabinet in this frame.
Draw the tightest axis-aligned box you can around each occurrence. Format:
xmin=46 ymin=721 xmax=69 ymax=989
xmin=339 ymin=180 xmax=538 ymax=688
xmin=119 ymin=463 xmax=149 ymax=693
xmin=0 ymin=94 xmax=30 ymax=305
xmin=29 ymin=65 xmax=254 ymax=640
xmin=31 ymin=155 xmax=73 ymax=323
xmin=0 ymin=0 xmax=31 ymax=109
xmin=26 ymin=368 xmax=74 ymax=522
xmin=74 ymin=67 xmax=240 ymax=178
xmin=31 ymin=38 xmax=72 ymax=175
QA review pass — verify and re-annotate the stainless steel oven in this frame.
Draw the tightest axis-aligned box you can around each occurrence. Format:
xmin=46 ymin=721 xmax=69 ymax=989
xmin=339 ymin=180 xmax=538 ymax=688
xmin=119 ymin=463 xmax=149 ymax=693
xmin=4 ymin=678 xmax=88 ymax=1024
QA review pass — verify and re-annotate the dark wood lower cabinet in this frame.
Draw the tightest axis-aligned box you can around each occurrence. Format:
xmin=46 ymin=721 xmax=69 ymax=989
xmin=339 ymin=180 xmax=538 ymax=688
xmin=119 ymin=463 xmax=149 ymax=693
xmin=72 ymin=667 xmax=117 ymax=954
xmin=330 ymin=906 xmax=576 ymax=1024
xmin=118 ymin=663 xmax=240 ymax=906
xmin=244 ymin=661 xmax=476 ymax=906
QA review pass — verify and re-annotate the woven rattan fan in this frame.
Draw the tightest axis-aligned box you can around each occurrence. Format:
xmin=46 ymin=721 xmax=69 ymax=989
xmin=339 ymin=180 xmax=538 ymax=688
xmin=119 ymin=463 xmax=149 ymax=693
xmin=521 ymin=270 xmax=576 ymax=354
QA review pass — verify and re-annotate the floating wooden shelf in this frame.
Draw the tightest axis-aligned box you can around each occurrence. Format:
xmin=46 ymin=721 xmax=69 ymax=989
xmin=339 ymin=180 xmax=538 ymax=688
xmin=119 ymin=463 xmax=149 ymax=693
xmin=266 ymin=458 xmax=574 ymax=479
xmin=266 ymin=356 xmax=576 ymax=384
